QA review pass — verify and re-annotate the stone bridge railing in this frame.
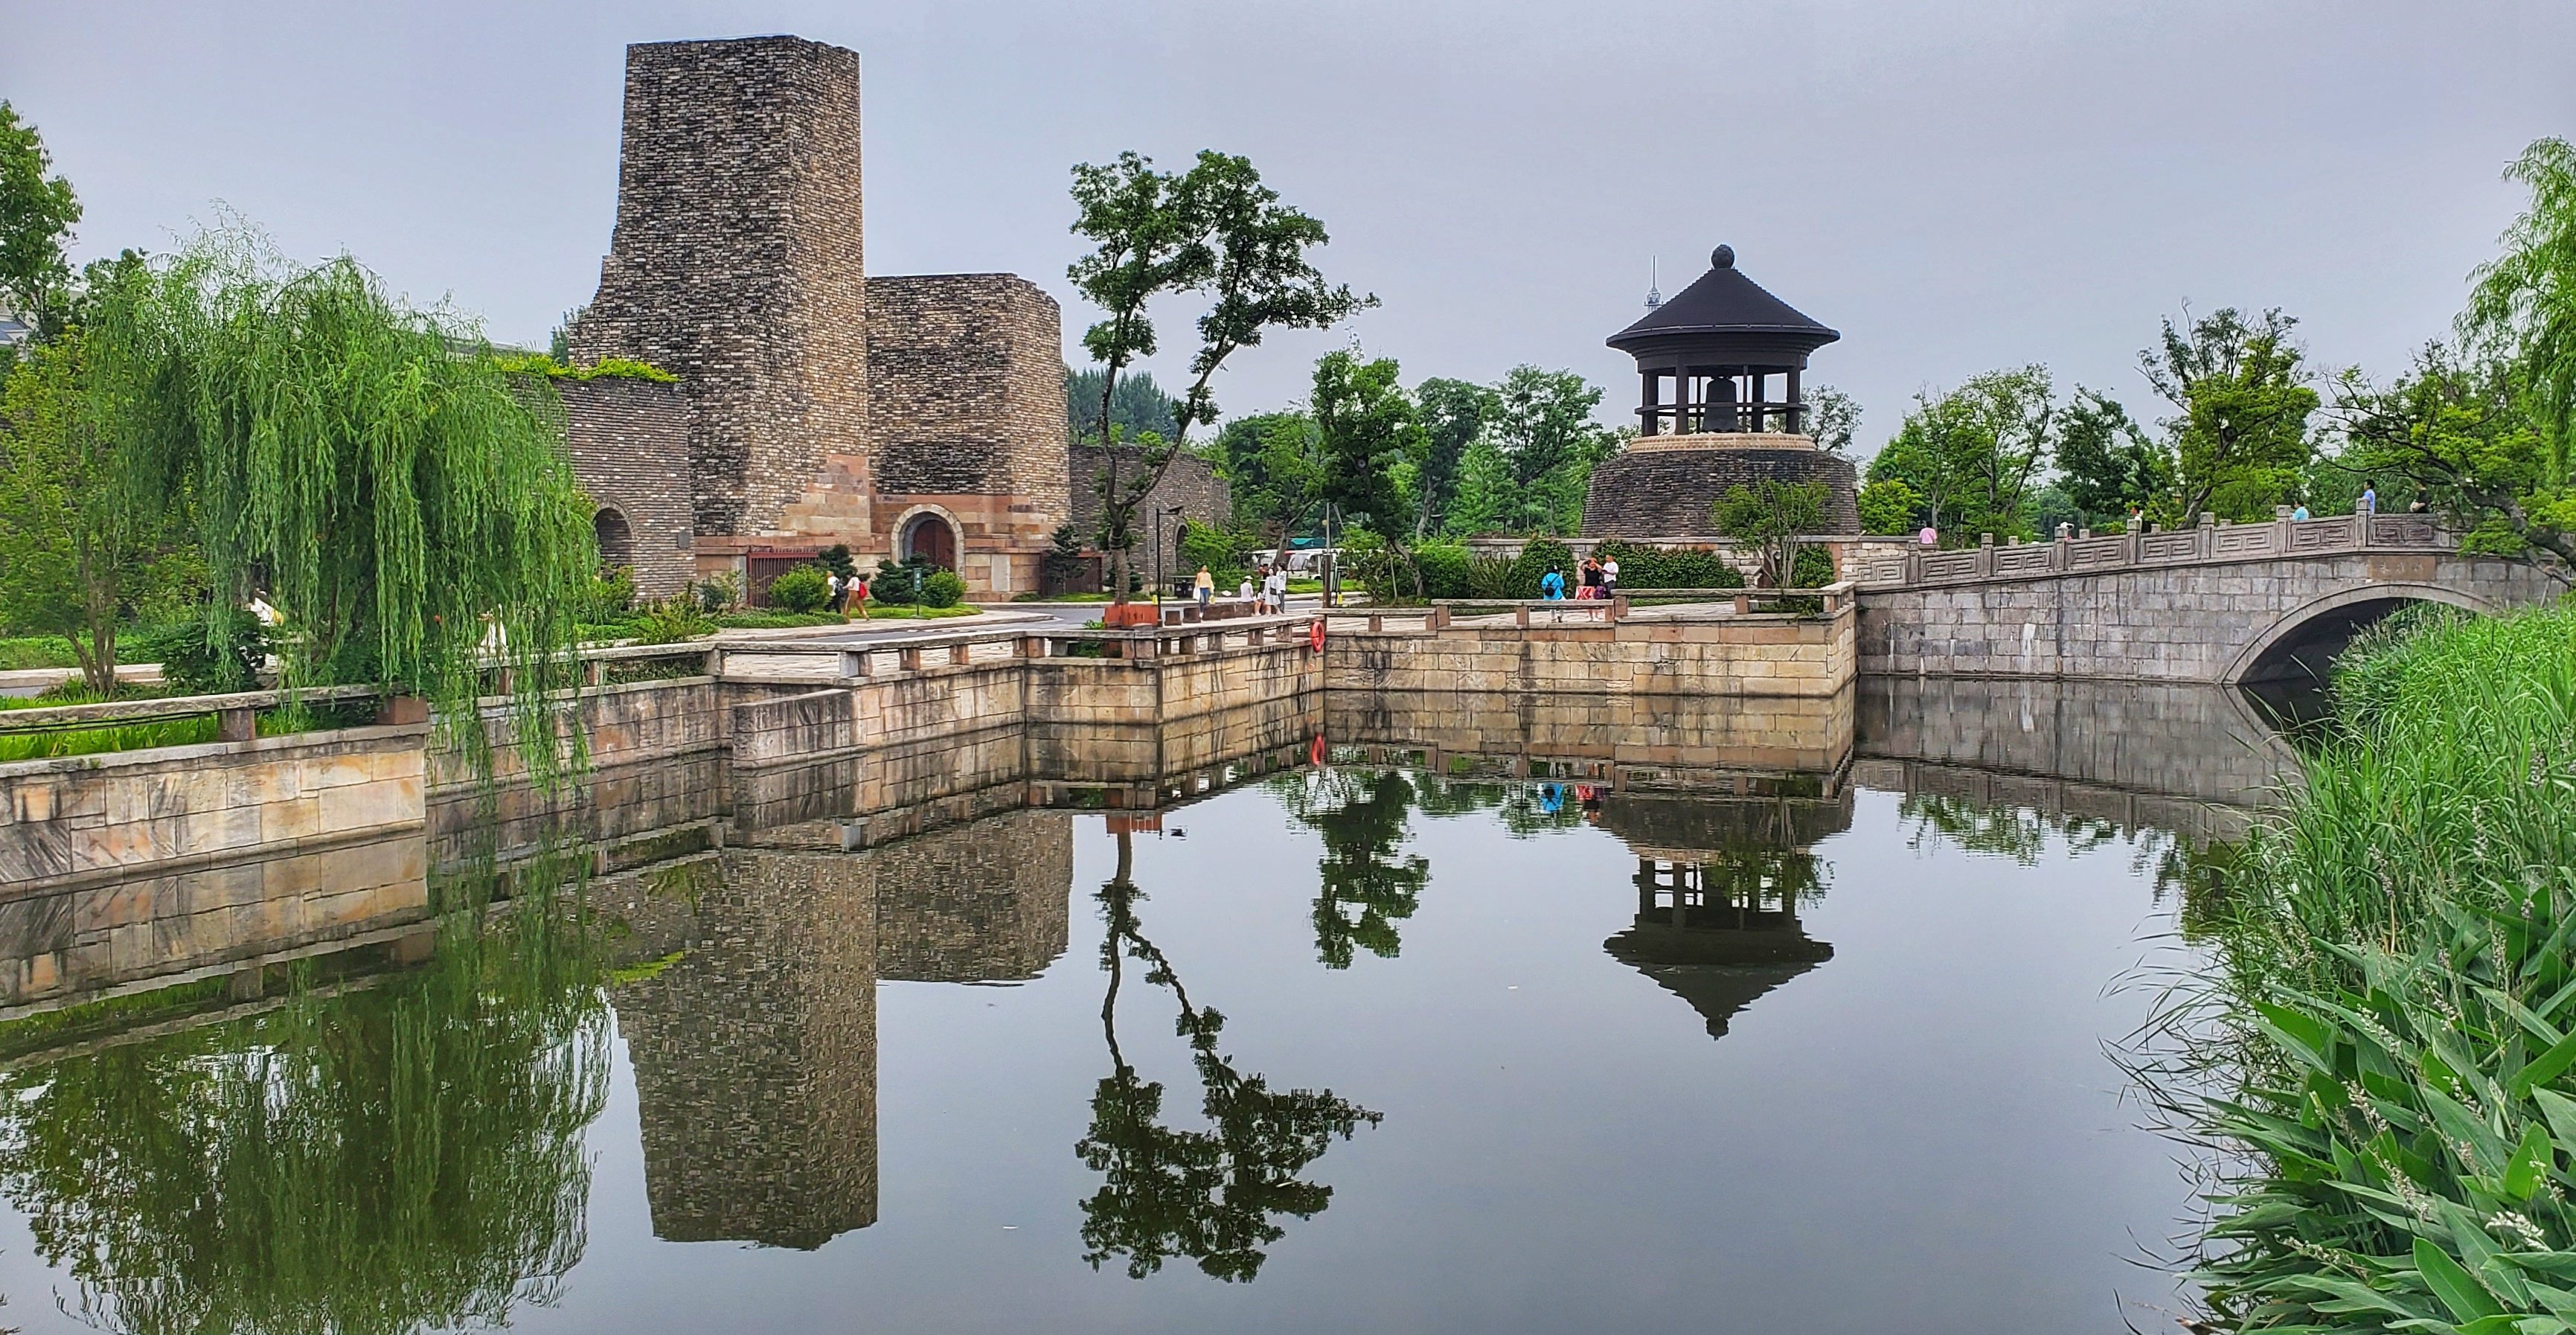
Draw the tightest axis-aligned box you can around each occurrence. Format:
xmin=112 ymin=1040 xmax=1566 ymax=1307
xmin=1850 ymin=507 xmax=2450 ymax=589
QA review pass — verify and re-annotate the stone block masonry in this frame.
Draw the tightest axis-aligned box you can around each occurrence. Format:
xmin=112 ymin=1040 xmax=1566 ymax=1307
xmin=0 ymin=724 xmax=430 ymax=891
xmin=1327 ymin=607 xmax=1857 ymax=700
xmin=572 ymin=36 xmax=870 ymax=541
xmin=1856 ymin=549 xmax=2560 ymax=682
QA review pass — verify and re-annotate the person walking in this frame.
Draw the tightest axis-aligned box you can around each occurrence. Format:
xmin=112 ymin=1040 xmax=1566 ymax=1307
xmin=851 ymin=572 xmax=871 ymax=621
xmin=2292 ymin=504 xmax=2310 ymax=522
xmin=1918 ymin=524 xmax=1937 ymax=545
xmin=1194 ymin=565 xmax=1214 ymax=610
xmin=1239 ymin=572 xmax=1255 ymax=606
xmin=1540 ymin=566 xmax=1566 ymax=600
xmin=2361 ymin=482 xmax=2378 ymax=514
xmin=827 ymin=571 xmax=847 ymax=616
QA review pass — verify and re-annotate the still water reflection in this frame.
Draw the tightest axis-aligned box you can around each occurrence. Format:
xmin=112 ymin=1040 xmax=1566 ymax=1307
xmin=0 ymin=680 xmax=2289 ymax=1333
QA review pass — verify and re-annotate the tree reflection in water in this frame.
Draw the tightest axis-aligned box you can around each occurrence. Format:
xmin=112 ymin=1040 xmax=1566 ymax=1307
xmin=1280 ymin=769 xmax=1429 ymax=969
xmin=1897 ymin=790 xmax=2249 ymax=929
xmin=1077 ymin=830 xmax=1381 ymax=1282
xmin=0 ymin=862 xmax=610 ymax=1335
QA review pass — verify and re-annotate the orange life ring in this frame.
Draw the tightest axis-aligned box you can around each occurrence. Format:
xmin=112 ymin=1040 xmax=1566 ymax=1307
xmin=1308 ymin=619 xmax=1326 ymax=652
xmin=1310 ymin=734 xmax=1326 ymax=766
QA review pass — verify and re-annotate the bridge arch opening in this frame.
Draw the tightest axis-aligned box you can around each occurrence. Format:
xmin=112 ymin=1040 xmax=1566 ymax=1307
xmin=2228 ymin=583 xmax=2492 ymax=685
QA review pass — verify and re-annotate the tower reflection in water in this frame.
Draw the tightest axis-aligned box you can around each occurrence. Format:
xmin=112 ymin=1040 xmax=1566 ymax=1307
xmin=592 ymin=807 xmax=1075 ymax=1252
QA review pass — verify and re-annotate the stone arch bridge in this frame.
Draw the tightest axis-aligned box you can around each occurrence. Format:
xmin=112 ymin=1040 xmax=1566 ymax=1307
xmin=1850 ymin=510 xmax=2563 ymax=684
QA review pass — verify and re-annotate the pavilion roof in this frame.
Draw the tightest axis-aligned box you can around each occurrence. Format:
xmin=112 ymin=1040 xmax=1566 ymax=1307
xmin=1607 ymin=246 xmax=1839 ymax=354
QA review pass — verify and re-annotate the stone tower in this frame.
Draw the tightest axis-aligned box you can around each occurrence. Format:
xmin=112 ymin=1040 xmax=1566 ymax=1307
xmin=572 ymin=36 xmax=871 ymax=542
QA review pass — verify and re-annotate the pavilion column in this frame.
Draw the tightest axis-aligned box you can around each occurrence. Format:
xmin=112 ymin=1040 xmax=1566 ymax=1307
xmin=1640 ymin=370 xmax=1659 ymax=435
xmin=1785 ymin=368 xmax=1802 ymax=435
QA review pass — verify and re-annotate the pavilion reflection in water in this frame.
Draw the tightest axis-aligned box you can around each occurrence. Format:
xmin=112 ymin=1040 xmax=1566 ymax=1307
xmin=1324 ymin=686 xmax=1854 ymax=1043
xmin=1596 ymin=784 xmax=1848 ymax=1040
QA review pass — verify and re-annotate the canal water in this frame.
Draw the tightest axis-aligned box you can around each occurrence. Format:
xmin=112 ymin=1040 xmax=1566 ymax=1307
xmin=0 ymin=679 xmax=2290 ymax=1334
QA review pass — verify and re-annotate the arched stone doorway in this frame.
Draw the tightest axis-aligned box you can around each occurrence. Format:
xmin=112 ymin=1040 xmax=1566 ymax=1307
xmin=595 ymin=508 xmax=635 ymax=572
xmin=900 ymin=512 xmax=958 ymax=569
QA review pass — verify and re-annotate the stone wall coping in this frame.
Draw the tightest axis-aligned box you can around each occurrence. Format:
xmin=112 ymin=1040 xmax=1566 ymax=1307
xmin=0 ymin=720 xmax=428 ymax=784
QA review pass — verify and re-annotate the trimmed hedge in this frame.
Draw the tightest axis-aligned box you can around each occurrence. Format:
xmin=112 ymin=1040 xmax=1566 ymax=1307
xmin=1589 ymin=540 xmax=1744 ymax=591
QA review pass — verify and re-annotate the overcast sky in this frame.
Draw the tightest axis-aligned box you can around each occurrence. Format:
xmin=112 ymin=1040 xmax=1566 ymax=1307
xmin=7 ymin=1 xmax=2573 ymax=450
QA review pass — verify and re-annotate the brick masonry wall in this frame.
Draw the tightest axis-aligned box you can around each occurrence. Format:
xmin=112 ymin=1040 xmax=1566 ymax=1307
xmin=560 ymin=377 xmax=696 ymax=598
xmin=872 ymin=810 xmax=1071 ymax=983
xmin=1066 ymin=445 xmax=1231 ymax=553
xmin=865 ymin=275 xmax=1066 ymax=514
xmin=571 ymin=36 xmax=870 ymax=540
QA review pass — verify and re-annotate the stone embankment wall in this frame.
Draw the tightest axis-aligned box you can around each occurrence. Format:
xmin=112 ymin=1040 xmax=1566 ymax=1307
xmin=1326 ymin=607 xmax=1855 ymax=699
xmin=1 ymin=723 xmax=429 ymax=891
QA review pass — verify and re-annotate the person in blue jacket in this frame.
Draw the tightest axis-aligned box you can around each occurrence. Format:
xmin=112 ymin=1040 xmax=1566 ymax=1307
xmin=1539 ymin=566 xmax=1566 ymax=600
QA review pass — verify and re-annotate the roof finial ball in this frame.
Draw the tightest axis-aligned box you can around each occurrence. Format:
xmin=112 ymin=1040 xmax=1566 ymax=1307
xmin=1711 ymin=243 xmax=1734 ymax=269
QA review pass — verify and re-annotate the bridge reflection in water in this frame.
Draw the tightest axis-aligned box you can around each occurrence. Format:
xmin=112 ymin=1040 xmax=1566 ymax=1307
xmin=0 ymin=675 xmax=2287 ymax=1327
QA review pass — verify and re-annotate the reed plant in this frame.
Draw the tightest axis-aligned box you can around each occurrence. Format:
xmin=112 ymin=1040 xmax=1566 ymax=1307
xmin=2176 ymin=602 xmax=2576 ymax=1331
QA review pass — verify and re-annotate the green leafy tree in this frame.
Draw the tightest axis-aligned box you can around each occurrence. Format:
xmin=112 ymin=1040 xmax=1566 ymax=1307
xmin=1078 ymin=831 xmax=1381 ymax=1281
xmin=1855 ymin=478 xmax=1922 ymax=535
xmin=1490 ymin=365 xmax=1615 ymax=534
xmin=1410 ymin=377 xmax=1496 ymax=537
xmin=1714 ymin=478 xmax=1828 ymax=588
xmin=84 ymin=234 xmax=599 ymax=784
xmin=1067 ymin=365 xmax=1180 ymax=444
xmin=2332 ymin=347 xmax=2575 ymax=580
xmin=0 ymin=260 xmax=196 ymax=694
xmin=1865 ymin=368 xmax=2053 ymax=542
xmin=1068 ymin=150 xmax=1369 ymax=604
xmin=2467 ymin=138 xmax=2576 ymax=445
xmin=1442 ymin=433 xmax=1514 ymax=537
xmin=2051 ymin=388 xmax=2171 ymax=529
xmin=1298 ymin=771 xmax=1429 ymax=968
xmin=0 ymin=891 xmax=610 ymax=1335
xmin=1803 ymin=382 xmax=1860 ymax=454
xmin=0 ymin=100 xmax=81 ymax=341
xmin=1208 ymin=411 xmax=1323 ymax=545
xmin=1313 ymin=349 xmax=1427 ymax=597
xmin=2141 ymin=306 xmax=2318 ymax=521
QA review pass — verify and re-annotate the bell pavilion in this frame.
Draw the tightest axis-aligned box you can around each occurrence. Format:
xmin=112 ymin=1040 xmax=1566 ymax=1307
xmin=1580 ymin=245 xmax=1863 ymax=540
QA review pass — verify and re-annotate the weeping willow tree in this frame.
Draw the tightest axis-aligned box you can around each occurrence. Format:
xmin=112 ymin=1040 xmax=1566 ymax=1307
xmin=87 ymin=231 xmax=598 ymax=783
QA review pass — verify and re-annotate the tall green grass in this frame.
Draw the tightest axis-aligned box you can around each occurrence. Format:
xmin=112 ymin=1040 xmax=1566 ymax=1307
xmin=2179 ymin=602 xmax=2576 ymax=1331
